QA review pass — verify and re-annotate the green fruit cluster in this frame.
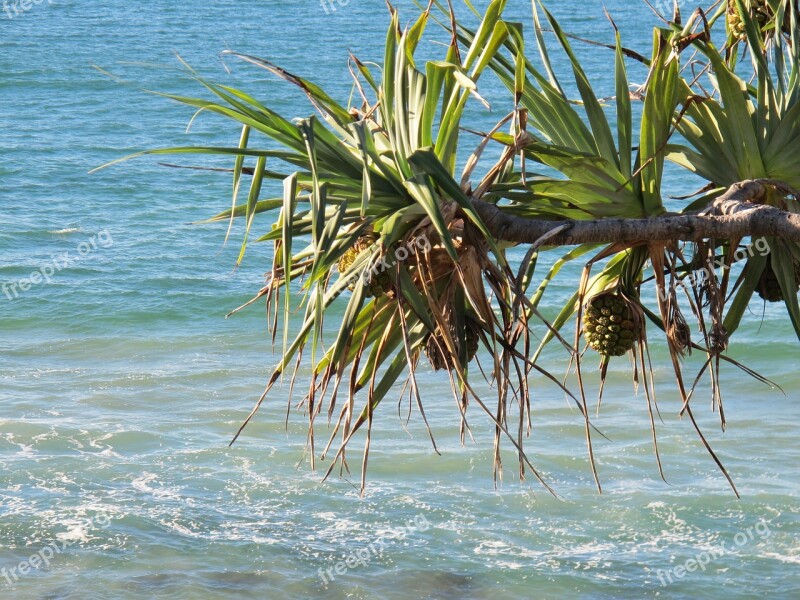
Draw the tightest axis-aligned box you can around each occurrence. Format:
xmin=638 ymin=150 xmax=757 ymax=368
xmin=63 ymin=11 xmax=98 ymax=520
xmin=583 ymin=293 xmax=639 ymax=357
xmin=425 ymin=320 xmax=481 ymax=371
xmin=726 ymin=0 xmax=773 ymax=40
xmin=367 ymin=269 xmax=393 ymax=298
xmin=466 ymin=323 xmax=480 ymax=360
xmin=337 ymin=237 xmax=394 ymax=297
xmin=757 ymin=262 xmax=800 ymax=303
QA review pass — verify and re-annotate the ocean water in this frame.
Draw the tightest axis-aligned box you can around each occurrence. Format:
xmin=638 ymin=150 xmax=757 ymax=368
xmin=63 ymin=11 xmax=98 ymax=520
xmin=1 ymin=1 xmax=799 ymax=598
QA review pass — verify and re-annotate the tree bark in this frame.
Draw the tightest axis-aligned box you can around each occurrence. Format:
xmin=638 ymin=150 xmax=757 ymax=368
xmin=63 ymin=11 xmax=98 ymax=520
xmin=474 ymin=180 xmax=800 ymax=247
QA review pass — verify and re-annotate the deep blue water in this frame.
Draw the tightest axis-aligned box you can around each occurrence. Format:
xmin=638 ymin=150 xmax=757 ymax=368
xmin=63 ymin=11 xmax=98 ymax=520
xmin=1 ymin=1 xmax=798 ymax=598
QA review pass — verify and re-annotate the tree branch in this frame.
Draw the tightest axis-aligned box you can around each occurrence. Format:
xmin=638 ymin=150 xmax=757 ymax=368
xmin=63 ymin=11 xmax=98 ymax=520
xmin=474 ymin=181 xmax=800 ymax=247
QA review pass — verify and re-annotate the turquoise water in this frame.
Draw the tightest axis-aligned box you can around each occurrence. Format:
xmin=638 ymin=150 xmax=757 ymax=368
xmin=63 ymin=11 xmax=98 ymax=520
xmin=1 ymin=1 xmax=798 ymax=598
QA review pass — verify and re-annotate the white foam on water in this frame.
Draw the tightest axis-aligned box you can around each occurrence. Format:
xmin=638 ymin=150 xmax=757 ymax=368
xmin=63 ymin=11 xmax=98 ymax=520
xmin=761 ymin=551 xmax=800 ymax=564
xmin=131 ymin=472 xmax=159 ymax=493
xmin=3 ymin=434 xmax=36 ymax=458
xmin=56 ymin=521 xmax=92 ymax=544
xmin=159 ymin=518 xmax=201 ymax=538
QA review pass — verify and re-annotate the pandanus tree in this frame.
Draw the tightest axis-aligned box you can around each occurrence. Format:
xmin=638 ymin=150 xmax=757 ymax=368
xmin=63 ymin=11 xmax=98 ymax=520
xmin=98 ymin=0 xmax=800 ymax=495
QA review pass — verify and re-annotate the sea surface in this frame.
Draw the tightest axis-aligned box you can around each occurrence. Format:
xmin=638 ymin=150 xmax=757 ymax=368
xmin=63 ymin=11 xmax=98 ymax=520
xmin=1 ymin=1 xmax=798 ymax=598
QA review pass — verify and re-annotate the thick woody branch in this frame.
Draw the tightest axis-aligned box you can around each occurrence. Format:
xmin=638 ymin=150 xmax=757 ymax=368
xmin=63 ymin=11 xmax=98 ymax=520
xmin=474 ymin=181 xmax=800 ymax=247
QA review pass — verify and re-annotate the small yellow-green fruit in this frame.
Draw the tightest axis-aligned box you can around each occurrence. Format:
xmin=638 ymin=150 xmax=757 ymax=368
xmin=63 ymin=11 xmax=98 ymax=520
xmin=337 ymin=245 xmax=362 ymax=274
xmin=726 ymin=0 xmax=774 ymax=40
xmin=338 ymin=236 xmax=375 ymax=275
